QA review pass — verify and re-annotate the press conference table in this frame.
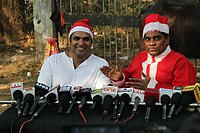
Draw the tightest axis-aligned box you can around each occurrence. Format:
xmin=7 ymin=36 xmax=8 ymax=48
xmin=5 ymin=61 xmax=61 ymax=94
xmin=0 ymin=103 xmax=199 ymax=133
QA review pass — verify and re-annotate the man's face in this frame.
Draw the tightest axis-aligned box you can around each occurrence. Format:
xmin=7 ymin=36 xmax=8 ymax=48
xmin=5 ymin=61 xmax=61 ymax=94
xmin=143 ymin=31 xmax=169 ymax=56
xmin=70 ymin=31 xmax=92 ymax=58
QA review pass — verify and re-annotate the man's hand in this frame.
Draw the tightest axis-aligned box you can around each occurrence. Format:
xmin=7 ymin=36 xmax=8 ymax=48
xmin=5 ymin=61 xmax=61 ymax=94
xmin=100 ymin=66 xmax=123 ymax=81
xmin=125 ymin=72 xmax=150 ymax=90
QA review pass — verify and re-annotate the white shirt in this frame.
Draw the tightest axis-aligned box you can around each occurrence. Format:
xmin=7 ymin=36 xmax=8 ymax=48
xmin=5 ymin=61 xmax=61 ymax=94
xmin=37 ymin=52 xmax=111 ymax=93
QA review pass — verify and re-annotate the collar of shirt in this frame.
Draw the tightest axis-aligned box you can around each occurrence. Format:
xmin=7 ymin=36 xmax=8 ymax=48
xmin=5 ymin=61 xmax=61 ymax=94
xmin=148 ymin=45 xmax=171 ymax=63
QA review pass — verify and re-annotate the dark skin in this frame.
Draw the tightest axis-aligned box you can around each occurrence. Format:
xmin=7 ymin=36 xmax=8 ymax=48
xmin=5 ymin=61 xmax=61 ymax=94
xmin=67 ymin=31 xmax=93 ymax=69
xmin=100 ymin=31 xmax=169 ymax=90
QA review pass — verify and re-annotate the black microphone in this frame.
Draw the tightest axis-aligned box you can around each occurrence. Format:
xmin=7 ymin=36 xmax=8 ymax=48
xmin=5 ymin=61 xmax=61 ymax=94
xmin=78 ymin=88 xmax=92 ymax=109
xmin=131 ymin=89 xmax=145 ymax=115
xmin=13 ymin=90 xmax=24 ymax=117
xmin=167 ymin=92 xmax=182 ymax=120
xmin=174 ymin=93 xmax=194 ymax=116
xmin=102 ymin=95 xmax=113 ymax=116
xmin=174 ymin=84 xmax=200 ymax=116
xmin=144 ymin=95 xmax=156 ymax=122
xmin=90 ymin=95 xmax=103 ymax=111
xmin=32 ymin=93 xmax=56 ymax=119
xmin=66 ymin=91 xmax=78 ymax=114
xmin=57 ymin=91 xmax=71 ymax=115
xmin=117 ymin=93 xmax=131 ymax=120
xmin=112 ymin=96 xmax=119 ymax=120
xmin=161 ymin=94 xmax=170 ymax=121
xmin=22 ymin=93 xmax=34 ymax=116
xmin=132 ymin=96 xmax=141 ymax=115
xmin=29 ymin=84 xmax=49 ymax=115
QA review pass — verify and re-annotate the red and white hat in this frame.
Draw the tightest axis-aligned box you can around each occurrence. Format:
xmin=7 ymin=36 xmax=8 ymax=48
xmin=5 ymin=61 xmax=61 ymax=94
xmin=142 ymin=13 xmax=169 ymax=37
xmin=68 ymin=18 xmax=93 ymax=39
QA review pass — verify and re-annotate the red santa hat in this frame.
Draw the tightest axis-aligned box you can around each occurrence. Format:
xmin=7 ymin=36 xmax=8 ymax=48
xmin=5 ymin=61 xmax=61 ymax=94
xmin=142 ymin=13 xmax=169 ymax=37
xmin=68 ymin=18 xmax=93 ymax=39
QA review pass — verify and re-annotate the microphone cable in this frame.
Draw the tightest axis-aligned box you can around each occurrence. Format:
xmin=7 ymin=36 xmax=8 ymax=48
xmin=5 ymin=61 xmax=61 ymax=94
xmin=10 ymin=115 xmax=21 ymax=133
xmin=122 ymin=96 xmax=141 ymax=123
xmin=113 ymin=118 xmax=119 ymax=124
xmin=122 ymin=113 xmax=135 ymax=124
xmin=78 ymin=107 xmax=88 ymax=124
xmin=18 ymin=117 xmax=33 ymax=133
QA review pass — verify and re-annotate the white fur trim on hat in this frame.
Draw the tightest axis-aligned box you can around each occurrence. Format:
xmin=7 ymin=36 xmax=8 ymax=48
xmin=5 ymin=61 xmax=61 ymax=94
xmin=68 ymin=26 xmax=93 ymax=39
xmin=143 ymin=22 xmax=169 ymax=37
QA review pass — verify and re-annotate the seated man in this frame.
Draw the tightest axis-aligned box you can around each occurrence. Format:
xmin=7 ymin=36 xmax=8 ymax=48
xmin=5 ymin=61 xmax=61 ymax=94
xmin=36 ymin=18 xmax=111 ymax=93
xmin=100 ymin=13 xmax=196 ymax=90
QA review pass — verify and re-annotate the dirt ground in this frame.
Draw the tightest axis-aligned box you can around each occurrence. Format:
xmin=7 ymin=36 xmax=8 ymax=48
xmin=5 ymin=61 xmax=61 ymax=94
xmin=0 ymin=40 xmax=41 ymax=113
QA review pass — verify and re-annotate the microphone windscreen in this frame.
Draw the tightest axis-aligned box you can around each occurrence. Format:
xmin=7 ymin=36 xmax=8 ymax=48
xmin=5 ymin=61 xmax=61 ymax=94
xmin=180 ymin=93 xmax=194 ymax=107
xmin=171 ymin=92 xmax=181 ymax=105
xmin=24 ymin=94 xmax=34 ymax=103
xmin=58 ymin=92 xmax=71 ymax=107
xmin=35 ymin=84 xmax=49 ymax=96
xmin=145 ymin=96 xmax=156 ymax=107
xmin=46 ymin=93 xmax=57 ymax=103
xmin=93 ymin=95 xmax=102 ymax=104
xmin=13 ymin=90 xmax=23 ymax=100
xmin=120 ymin=93 xmax=130 ymax=105
xmin=161 ymin=94 xmax=170 ymax=105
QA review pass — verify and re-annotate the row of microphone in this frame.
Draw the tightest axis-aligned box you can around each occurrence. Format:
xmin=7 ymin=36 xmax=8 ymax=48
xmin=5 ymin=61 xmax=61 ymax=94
xmin=10 ymin=82 xmax=200 ymax=122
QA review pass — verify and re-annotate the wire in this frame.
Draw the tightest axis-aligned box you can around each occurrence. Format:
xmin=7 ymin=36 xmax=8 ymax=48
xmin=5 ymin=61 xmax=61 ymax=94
xmin=10 ymin=116 xmax=21 ymax=133
xmin=98 ymin=115 xmax=106 ymax=123
xmin=122 ymin=114 xmax=135 ymax=124
xmin=18 ymin=118 xmax=33 ymax=133
xmin=113 ymin=119 xmax=119 ymax=124
xmin=78 ymin=107 xmax=88 ymax=124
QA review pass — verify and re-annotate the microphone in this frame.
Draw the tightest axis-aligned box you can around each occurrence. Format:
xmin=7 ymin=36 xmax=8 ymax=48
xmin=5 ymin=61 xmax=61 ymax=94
xmin=117 ymin=93 xmax=131 ymax=120
xmin=13 ymin=90 xmax=24 ymax=117
xmin=57 ymin=86 xmax=71 ymax=115
xmin=57 ymin=91 xmax=71 ymax=115
xmin=78 ymin=88 xmax=92 ymax=109
xmin=161 ymin=94 xmax=170 ymax=121
xmin=174 ymin=84 xmax=200 ymax=116
xmin=131 ymin=89 xmax=145 ymax=115
xmin=29 ymin=83 xmax=49 ymax=115
xmin=10 ymin=82 xmax=24 ymax=116
xmin=22 ymin=93 xmax=34 ymax=116
xmin=102 ymin=95 xmax=113 ymax=116
xmin=144 ymin=95 xmax=156 ymax=122
xmin=167 ymin=92 xmax=182 ymax=120
xmin=159 ymin=88 xmax=173 ymax=121
xmin=117 ymin=87 xmax=134 ymax=118
xmin=102 ymin=85 xmax=119 ymax=115
xmin=32 ymin=93 xmax=56 ymax=119
xmin=66 ymin=91 xmax=79 ymax=114
xmin=174 ymin=93 xmax=194 ymax=116
xmin=90 ymin=94 xmax=103 ymax=111
xmin=112 ymin=95 xmax=119 ymax=120
xmin=144 ymin=88 xmax=159 ymax=102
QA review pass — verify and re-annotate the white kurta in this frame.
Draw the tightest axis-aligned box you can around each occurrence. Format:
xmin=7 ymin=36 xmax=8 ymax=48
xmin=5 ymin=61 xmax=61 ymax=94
xmin=37 ymin=52 xmax=111 ymax=93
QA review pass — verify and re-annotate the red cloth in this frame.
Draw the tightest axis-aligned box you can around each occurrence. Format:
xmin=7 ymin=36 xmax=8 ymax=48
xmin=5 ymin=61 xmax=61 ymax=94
xmin=122 ymin=50 xmax=196 ymax=90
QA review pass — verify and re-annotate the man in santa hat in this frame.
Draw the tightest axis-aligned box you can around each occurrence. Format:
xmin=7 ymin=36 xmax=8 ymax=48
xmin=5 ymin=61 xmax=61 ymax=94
xmin=36 ymin=18 xmax=111 ymax=93
xmin=100 ymin=13 xmax=196 ymax=90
